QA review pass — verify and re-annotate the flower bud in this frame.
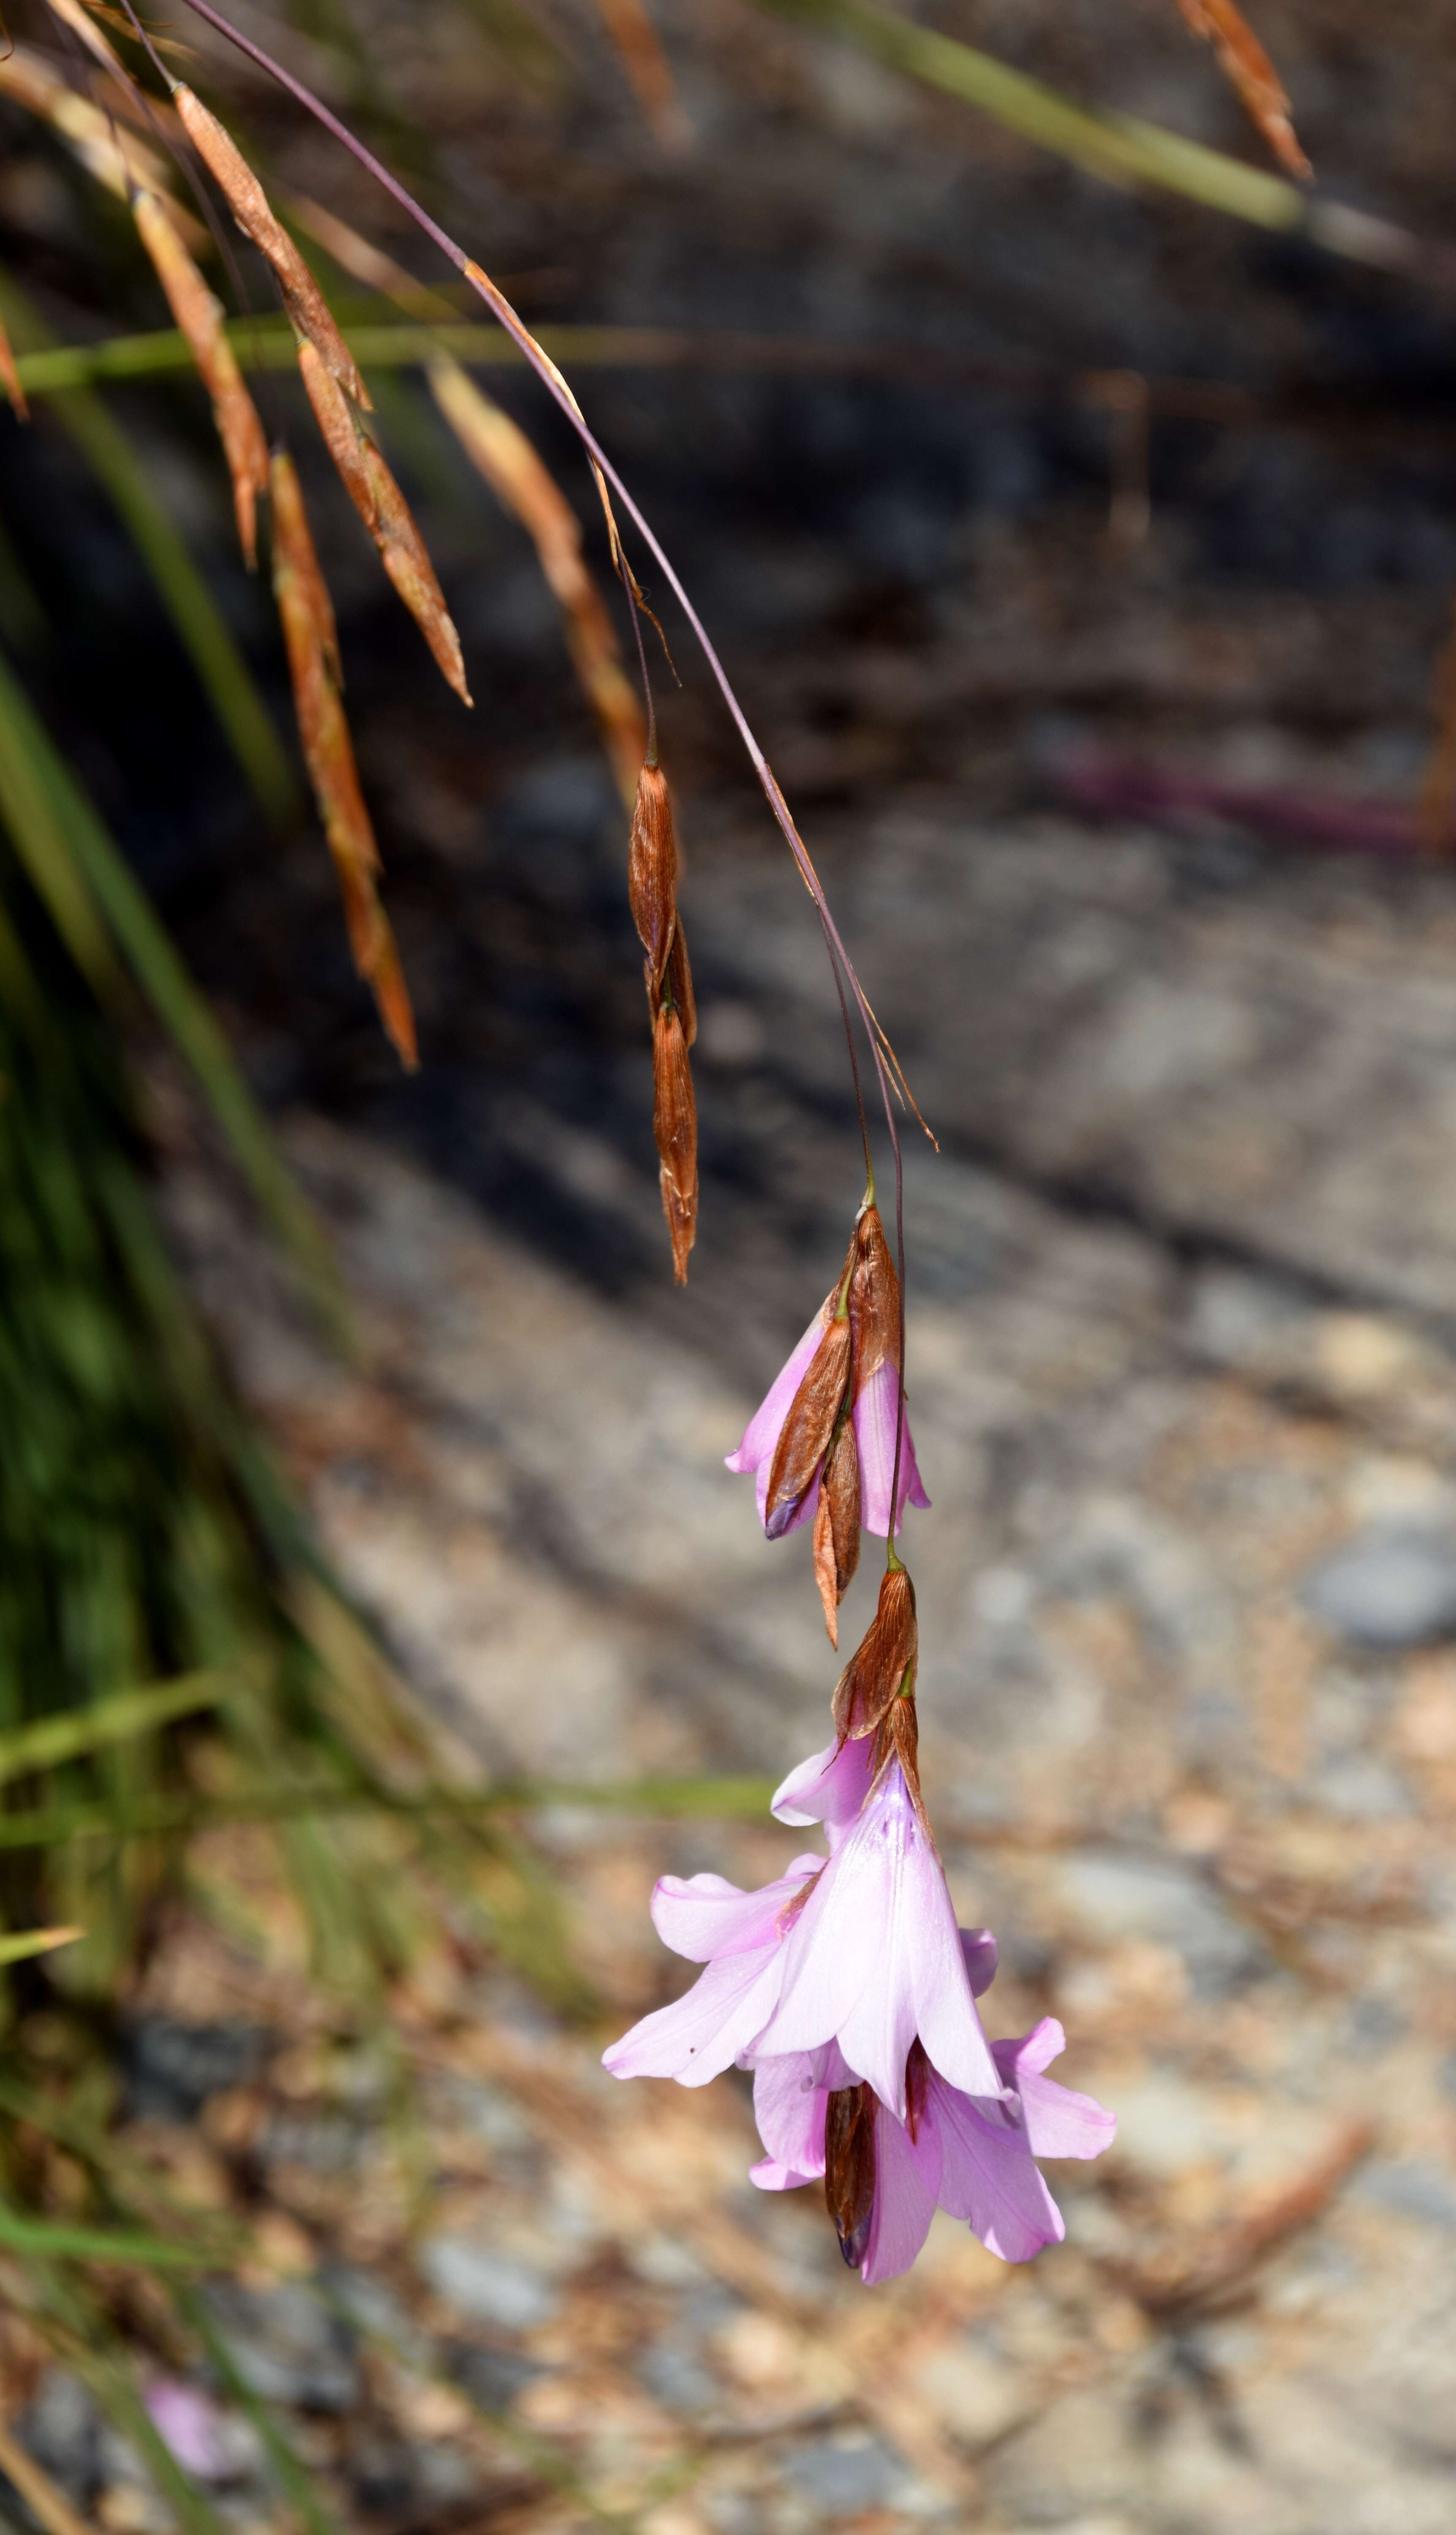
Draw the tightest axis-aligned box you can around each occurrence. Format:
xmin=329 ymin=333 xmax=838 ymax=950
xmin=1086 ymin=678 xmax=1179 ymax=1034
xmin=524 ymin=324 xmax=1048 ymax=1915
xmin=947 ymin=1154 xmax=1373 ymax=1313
xmin=629 ymin=760 xmax=678 ymax=987
xmin=813 ymin=1415 xmax=861 ymax=1646
xmin=653 ymin=1002 xmax=697 ymax=1283
xmin=764 ymin=1313 xmax=851 ymax=1539
xmin=832 ymin=1562 xmax=917 ymax=1743
xmin=824 ymin=2083 xmax=878 ymax=2270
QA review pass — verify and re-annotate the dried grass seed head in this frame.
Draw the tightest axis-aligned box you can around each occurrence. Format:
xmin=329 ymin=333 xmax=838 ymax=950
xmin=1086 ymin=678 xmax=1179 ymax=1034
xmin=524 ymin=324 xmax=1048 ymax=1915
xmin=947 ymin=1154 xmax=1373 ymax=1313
xmin=173 ymin=84 xmax=371 ymax=406
xmin=133 ymin=188 xmax=268 ymax=565
xmin=360 ymin=442 xmax=471 ymax=705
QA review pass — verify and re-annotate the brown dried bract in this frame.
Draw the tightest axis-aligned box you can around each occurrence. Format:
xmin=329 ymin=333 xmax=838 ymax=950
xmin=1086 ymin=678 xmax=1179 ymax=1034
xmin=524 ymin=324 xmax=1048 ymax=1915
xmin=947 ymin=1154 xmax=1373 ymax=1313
xmin=833 ymin=1561 xmax=916 ymax=1742
xmin=297 ymin=338 xmax=376 ymax=527
xmin=134 ymin=189 xmax=267 ymax=565
xmin=848 ymin=1201 xmax=899 ymax=1390
xmin=765 ymin=1312 xmax=851 ymax=1539
xmin=270 ymin=450 xmax=416 ymax=1068
xmin=664 ymin=916 xmax=696 ymax=1047
xmin=813 ymin=1416 xmax=861 ymax=1647
xmin=0 ymin=316 xmax=27 ymax=422
xmin=871 ymin=1691 xmax=925 ymax=1825
xmin=824 ymin=2083 xmax=877 ymax=2270
xmin=361 ymin=443 xmax=471 ymax=705
xmin=653 ymin=1003 xmax=697 ymax=1282
xmin=173 ymin=84 xmax=371 ymax=406
xmin=628 ymin=761 xmax=677 ymax=985
xmin=1176 ymin=0 xmax=1310 ymax=180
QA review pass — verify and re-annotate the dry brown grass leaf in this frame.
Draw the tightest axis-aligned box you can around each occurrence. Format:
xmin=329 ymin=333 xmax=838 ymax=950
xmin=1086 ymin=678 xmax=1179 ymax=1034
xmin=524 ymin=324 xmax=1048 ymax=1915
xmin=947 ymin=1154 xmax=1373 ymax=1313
xmin=587 ymin=0 xmax=691 ymax=150
xmin=0 ymin=47 xmax=204 ymax=240
xmin=173 ymin=83 xmax=370 ymax=406
xmin=133 ymin=188 xmax=268 ymax=564
xmin=0 ymin=318 xmax=29 ymax=422
xmin=1176 ymin=0 xmax=1310 ymax=179
xmin=269 ymin=449 xmax=416 ymax=1068
xmin=43 ymin=0 xmax=128 ymax=79
xmin=430 ymin=357 xmax=644 ymax=802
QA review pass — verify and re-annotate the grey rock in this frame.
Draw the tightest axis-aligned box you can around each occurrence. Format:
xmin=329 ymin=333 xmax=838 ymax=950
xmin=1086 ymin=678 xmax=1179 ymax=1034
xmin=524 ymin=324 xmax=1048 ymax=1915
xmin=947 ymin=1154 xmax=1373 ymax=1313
xmin=419 ymin=2238 xmax=558 ymax=2331
xmin=1355 ymin=2161 xmax=1456 ymax=2230
xmin=445 ymin=2341 xmax=545 ymax=2412
xmin=637 ymin=2339 xmax=721 ymax=2413
xmin=782 ymin=2430 xmax=908 ymax=2517
xmin=1301 ymin=1528 xmax=1456 ymax=1649
xmin=122 ymin=2017 xmax=271 ymax=2120
xmin=13 ymin=2374 xmax=104 ymax=2505
xmin=203 ymin=2282 xmax=359 ymax=2412
xmin=1054 ymin=1850 xmax=1264 ymax=1997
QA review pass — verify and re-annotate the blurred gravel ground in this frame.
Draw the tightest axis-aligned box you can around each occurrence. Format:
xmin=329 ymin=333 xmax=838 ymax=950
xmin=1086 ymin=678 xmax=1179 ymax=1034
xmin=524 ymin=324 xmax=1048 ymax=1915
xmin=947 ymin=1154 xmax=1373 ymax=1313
xmin=110 ymin=773 xmax=1456 ymax=2535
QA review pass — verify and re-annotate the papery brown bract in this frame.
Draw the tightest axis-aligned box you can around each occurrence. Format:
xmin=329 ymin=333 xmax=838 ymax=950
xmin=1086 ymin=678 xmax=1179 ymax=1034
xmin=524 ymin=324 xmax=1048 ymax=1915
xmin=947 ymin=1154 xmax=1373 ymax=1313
xmin=360 ymin=443 xmax=471 ymax=705
xmin=628 ymin=762 xmax=677 ymax=986
xmin=1176 ymin=0 xmax=1310 ymax=179
xmin=173 ymin=84 xmax=371 ymax=406
xmin=765 ymin=1312 xmax=851 ymax=1537
xmin=824 ymin=2082 xmax=877 ymax=2269
xmin=297 ymin=339 xmax=377 ymax=526
xmin=832 ymin=1562 xmax=917 ymax=1742
xmin=653 ymin=1003 xmax=697 ymax=1282
xmin=269 ymin=450 xmax=416 ymax=1069
xmin=813 ymin=1416 xmax=861 ymax=1646
xmin=665 ymin=915 xmax=697 ymax=1047
xmin=849 ymin=1202 xmax=899 ymax=1386
xmin=133 ymin=190 xmax=267 ymax=565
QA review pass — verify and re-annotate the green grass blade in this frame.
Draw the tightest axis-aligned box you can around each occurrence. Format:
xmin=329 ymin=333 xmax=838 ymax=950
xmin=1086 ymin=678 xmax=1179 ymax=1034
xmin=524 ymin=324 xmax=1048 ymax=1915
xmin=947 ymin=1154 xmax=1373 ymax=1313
xmin=0 ymin=651 xmax=344 ymax=1326
xmin=176 ymin=2285 xmax=347 ymax=2535
xmin=0 ymin=2209 xmax=210 ymax=2265
xmin=0 ymin=1672 xmax=228 ymax=1787
xmin=0 ymin=1927 xmax=82 ymax=1965
xmin=0 ymin=1774 xmax=779 ymax=1848
xmin=0 ymin=270 xmax=295 ymax=824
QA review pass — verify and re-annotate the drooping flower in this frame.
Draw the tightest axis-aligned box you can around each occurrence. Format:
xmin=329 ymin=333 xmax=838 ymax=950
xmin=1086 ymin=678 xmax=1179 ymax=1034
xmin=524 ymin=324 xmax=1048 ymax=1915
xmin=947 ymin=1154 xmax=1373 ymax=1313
xmin=749 ymin=1728 xmax=1001 ymax=2119
xmin=726 ymin=1202 xmax=929 ymax=1584
xmin=601 ymin=1851 xmax=824 ymax=2089
xmin=750 ymin=1932 xmax=1116 ymax=2283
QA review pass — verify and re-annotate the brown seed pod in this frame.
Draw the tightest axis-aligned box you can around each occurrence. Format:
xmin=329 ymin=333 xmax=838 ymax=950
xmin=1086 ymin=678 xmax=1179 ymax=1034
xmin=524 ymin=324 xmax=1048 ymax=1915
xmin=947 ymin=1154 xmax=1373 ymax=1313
xmin=173 ymin=84 xmax=370 ymax=408
xmin=133 ymin=190 xmax=267 ymax=565
xmin=848 ymin=1201 xmax=900 ymax=1391
xmin=360 ymin=443 xmax=471 ymax=705
xmin=833 ymin=1561 xmax=917 ymax=1743
xmin=653 ymin=1002 xmax=697 ymax=1283
xmin=813 ymin=1415 xmax=861 ymax=1647
xmin=824 ymin=2083 xmax=877 ymax=2270
xmin=270 ymin=449 xmax=416 ymax=1069
xmin=764 ymin=1312 xmax=851 ymax=1540
xmin=628 ymin=761 xmax=677 ymax=985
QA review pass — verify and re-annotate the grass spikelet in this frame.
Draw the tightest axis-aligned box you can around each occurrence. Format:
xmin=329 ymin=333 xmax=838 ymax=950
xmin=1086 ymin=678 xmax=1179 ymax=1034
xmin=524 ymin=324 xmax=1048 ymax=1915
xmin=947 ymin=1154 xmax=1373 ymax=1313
xmin=296 ymin=334 xmax=377 ymax=523
xmin=133 ymin=188 xmax=269 ymax=565
xmin=1175 ymin=0 xmax=1310 ymax=179
xmin=360 ymin=440 xmax=471 ymax=703
xmin=587 ymin=0 xmax=691 ymax=148
xmin=269 ymin=449 xmax=417 ymax=1066
xmin=172 ymin=83 xmax=372 ymax=406
xmin=0 ymin=316 xmax=29 ymax=421
xmin=429 ymin=357 xmax=643 ymax=799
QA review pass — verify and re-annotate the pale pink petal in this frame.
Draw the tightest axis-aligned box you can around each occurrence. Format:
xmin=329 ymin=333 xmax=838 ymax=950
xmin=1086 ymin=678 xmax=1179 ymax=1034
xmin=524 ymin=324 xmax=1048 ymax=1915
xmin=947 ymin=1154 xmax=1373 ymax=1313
xmin=651 ymin=1861 xmax=821 ymax=1963
xmin=771 ymin=1735 xmax=873 ymax=1839
xmin=144 ymin=2382 xmax=230 ymax=2482
xmin=803 ymin=2036 xmax=858 ymax=2091
xmin=932 ymin=2080 xmax=1066 ymax=2262
xmin=603 ymin=1945 xmax=786 ymax=2087
xmin=726 ymin=1311 xmax=826 ymax=1526
xmin=993 ymin=2023 xmax=1116 ymax=2160
xmin=959 ymin=1928 xmax=999 ymax=1996
xmin=852 ymin=1360 xmax=930 ymax=1536
xmin=751 ymin=2156 xmax=817 ymax=2190
xmin=859 ymin=2103 xmax=942 ymax=2285
xmin=752 ymin=2054 xmax=827 ymax=2181
xmin=752 ymin=1764 xmax=1000 ymax=2117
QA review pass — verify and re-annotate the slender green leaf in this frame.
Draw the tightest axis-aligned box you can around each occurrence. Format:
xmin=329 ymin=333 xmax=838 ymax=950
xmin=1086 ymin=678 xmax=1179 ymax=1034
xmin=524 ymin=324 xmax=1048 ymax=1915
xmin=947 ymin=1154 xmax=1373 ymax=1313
xmin=0 ymin=2208 xmax=210 ymax=2265
xmin=0 ymin=269 xmax=295 ymax=823
xmin=0 ymin=1926 xmax=82 ymax=1965
xmin=0 ymin=1774 xmax=778 ymax=1849
xmin=0 ymin=1672 xmax=228 ymax=1787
